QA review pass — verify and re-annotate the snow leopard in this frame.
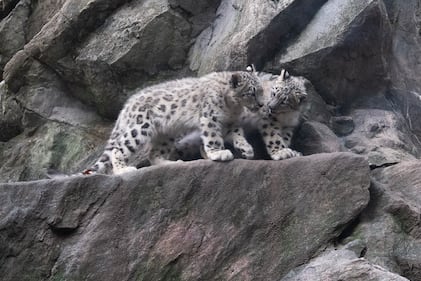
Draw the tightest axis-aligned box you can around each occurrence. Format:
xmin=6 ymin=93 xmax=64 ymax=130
xmin=83 ymin=71 xmax=264 ymax=175
xmin=173 ymin=69 xmax=309 ymax=161
xmin=247 ymin=69 xmax=308 ymax=160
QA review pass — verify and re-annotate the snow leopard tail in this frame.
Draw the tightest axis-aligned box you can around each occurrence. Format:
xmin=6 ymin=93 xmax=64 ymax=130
xmin=82 ymin=145 xmax=114 ymax=175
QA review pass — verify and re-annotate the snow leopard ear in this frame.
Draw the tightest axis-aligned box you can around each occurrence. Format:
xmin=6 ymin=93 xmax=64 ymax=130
xmin=298 ymin=91 xmax=308 ymax=102
xmin=280 ymin=69 xmax=290 ymax=81
xmin=230 ymin=73 xmax=241 ymax=89
xmin=246 ymin=64 xmax=256 ymax=73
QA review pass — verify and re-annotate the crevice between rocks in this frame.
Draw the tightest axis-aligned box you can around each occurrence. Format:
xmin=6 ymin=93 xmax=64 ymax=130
xmin=334 ymin=215 xmax=361 ymax=245
xmin=49 ymin=225 xmax=78 ymax=237
xmin=247 ymin=0 xmax=329 ymax=70
xmin=0 ymin=0 xmax=20 ymax=20
xmin=369 ymin=161 xmax=399 ymax=170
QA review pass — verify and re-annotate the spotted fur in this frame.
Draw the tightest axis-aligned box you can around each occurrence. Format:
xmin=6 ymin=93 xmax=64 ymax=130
xmin=249 ymin=69 xmax=308 ymax=160
xmin=83 ymin=71 xmax=263 ymax=175
xmin=172 ymin=69 xmax=309 ymax=160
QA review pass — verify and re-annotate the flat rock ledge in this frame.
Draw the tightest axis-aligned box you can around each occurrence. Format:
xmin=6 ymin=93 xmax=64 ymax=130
xmin=0 ymin=152 xmax=370 ymax=281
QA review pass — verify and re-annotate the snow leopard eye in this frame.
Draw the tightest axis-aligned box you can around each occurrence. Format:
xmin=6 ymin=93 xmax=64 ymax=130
xmin=251 ymin=88 xmax=256 ymax=96
xmin=245 ymin=87 xmax=256 ymax=97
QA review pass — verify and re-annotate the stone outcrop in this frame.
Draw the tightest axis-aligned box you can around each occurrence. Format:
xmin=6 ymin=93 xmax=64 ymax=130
xmin=1 ymin=0 xmax=421 ymax=280
xmin=345 ymin=161 xmax=421 ymax=281
xmin=282 ymin=246 xmax=410 ymax=281
xmin=0 ymin=154 xmax=370 ymax=281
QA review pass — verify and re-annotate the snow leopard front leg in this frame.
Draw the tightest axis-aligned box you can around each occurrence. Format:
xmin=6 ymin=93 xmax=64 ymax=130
xmin=225 ymin=127 xmax=254 ymax=159
xmin=199 ymin=116 xmax=233 ymax=161
xmin=260 ymin=119 xmax=301 ymax=160
xmin=279 ymin=126 xmax=294 ymax=148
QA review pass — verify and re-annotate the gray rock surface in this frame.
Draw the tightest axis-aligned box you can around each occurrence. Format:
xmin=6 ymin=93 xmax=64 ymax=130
xmin=387 ymin=0 xmax=421 ymax=140
xmin=1 ymin=0 xmax=421 ymax=280
xmin=0 ymin=0 xmax=29 ymax=72
xmin=282 ymin=246 xmax=409 ymax=281
xmin=0 ymin=153 xmax=370 ymax=281
xmin=270 ymin=0 xmax=391 ymax=107
xmin=344 ymin=161 xmax=421 ymax=281
xmin=294 ymin=121 xmax=343 ymax=155
xmin=343 ymin=109 xmax=418 ymax=168
xmin=0 ymin=80 xmax=22 ymax=141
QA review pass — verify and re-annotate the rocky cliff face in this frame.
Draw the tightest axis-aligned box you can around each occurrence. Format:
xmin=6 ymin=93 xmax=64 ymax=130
xmin=1 ymin=0 xmax=421 ymax=280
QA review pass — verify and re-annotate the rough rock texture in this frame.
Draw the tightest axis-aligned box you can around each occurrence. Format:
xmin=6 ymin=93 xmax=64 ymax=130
xmin=0 ymin=154 xmax=370 ymax=281
xmin=1 ymin=0 xmax=421 ymax=280
xmin=294 ymin=121 xmax=343 ymax=156
xmin=343 ymin=109 xmax=418 ymax=168
xmin=344 ymin=161 xmax=421 ymax=281
xmin=387 ymin=0 xmax=421 ymax=139
xmin=282 ymin=246 xmax=410 ymax=281
xmin=271 ymin=0 xmax=391 ymax=106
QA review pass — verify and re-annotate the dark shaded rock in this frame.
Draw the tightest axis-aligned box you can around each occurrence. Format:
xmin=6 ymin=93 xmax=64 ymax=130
xmin=269 ymin=0 xmax=391 ymax=107
xmin=0 ymin=81 xmax=23 ymax=141
xmin=293 ymin=121 xmax=343 ymax=155
xmin=0 ymin=153 xmax=370 ymax=280
xmin=190 ymin=0 xmax=329 ymax=75
xmin=168 ymin=0 xmax=221 ymax=36
xmin=331 ymin=116 xmax=355 ymax=136
xmin=0 ymin=0 xmax=20 ymax=20
xmin=246 ymin=0 xmax=329 ymax=70
xmin=344 ymin=161 xmax=421 ymax=281
xmin=0 ymin=0 xmax=30 ymax=75
xmin=300 ymin=77 xmax=332 ymax=125
xmin=385 ymin=0 xmax=421 ymax=141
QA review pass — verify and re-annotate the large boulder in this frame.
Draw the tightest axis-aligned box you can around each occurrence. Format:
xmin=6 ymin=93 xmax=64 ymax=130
xmin=55 ymin=0 xmax=196 ymax=118
xmin=3 ymin=0 xmax=219 ymax=119
xmin=3 ymin=0 xmax=130 ymax=117
xmin=190 ymin=0 xmax=329 ymax=74
xmin=0 ymin=59 xmax=110 ymax=182
xmin=270 ymin=0 xmax=391 ymax=107
xmin=386 ymin=0 xmax=421 ymax=140
xmin=0 ymin=153 xmax=370 ymax=280
xmin=345 ymin=161 xmax=421 ymax=281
